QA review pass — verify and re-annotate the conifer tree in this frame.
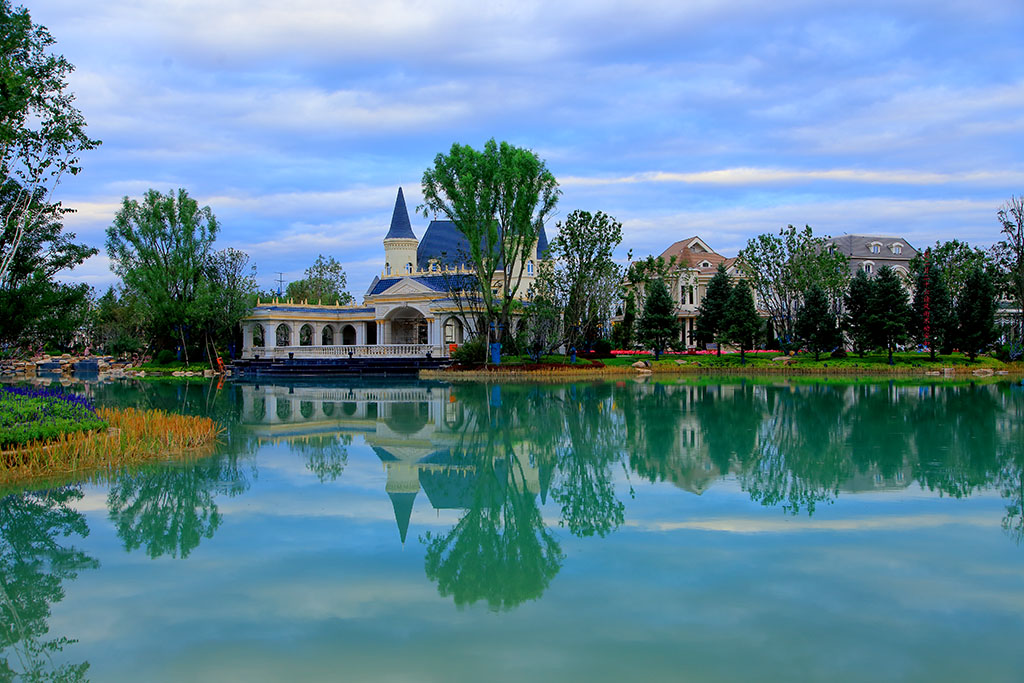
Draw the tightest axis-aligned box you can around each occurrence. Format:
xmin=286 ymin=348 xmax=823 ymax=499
xmin=956 ymin=265 xmax=998 ymax=362
xmin=869 ymin=266 xmax=912 ymax=365
xmin=794 ymin=284 xmax=840 ymax=361
xmin=723 ymin=280 xmax=761 ymax=364
xmin=637 ymin=278 xmax=677 ymax=360
xmin=695 ymin=263 xmax=732 ymax=356
xmin=844 ymin=269 xmax=874 ymax=357
xmin=911 ymin=257 xmax=955 ymax=360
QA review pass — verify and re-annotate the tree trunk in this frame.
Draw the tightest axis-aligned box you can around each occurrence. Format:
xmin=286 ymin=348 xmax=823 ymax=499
xmin=888 ymin=345 xmax=894 ymax=365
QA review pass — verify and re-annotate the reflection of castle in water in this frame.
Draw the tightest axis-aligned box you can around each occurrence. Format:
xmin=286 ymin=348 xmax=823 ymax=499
xmin=238 ymin=382 xmax=549 ymax=542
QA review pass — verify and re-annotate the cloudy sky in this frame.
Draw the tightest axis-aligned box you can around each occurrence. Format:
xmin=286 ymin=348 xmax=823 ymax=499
xmin=29 ymin=0 xmax=1024 ymax=296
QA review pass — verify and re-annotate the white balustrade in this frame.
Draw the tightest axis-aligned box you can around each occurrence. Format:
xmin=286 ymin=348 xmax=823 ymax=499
xmin=246 ymin=344 xmax=444 ymax=360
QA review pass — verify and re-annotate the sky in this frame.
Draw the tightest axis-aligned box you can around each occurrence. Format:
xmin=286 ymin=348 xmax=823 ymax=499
xmin=27 ymin=0 xmax=1024 ymax=297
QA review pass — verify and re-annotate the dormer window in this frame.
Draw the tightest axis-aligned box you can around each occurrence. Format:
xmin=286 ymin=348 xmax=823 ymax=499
xmin=527 ymin=260 xmax=534 ymax=275
xmin=870 ymin=243 xmax=881 ymax=254
xmin=892 ymin=244 xmax=902 ymax=255
xmin=385 ymin=263 xmax=392 ymax=276
xmin=405 ymin=262 xmax=413 ymax=274
xmin=700 ymin=261 xmax=710 ymax=268
xmin=431 ymin=263 xmax=438 ymax=272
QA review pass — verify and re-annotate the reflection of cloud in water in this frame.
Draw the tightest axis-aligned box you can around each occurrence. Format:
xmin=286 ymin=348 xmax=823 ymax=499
xmin=629 ymin=513 xmax=996 ymax=533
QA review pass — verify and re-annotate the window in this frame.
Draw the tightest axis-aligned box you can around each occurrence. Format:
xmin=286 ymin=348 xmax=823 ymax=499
xmin=385 ymin=263 xmax=392 ymax=275
xmin=893 ymin=244 xmax=902 ymax=255
xmin=527 ymin=260 xmax=534 ymax=275
xmin=431 ymin=262 xmax=438 ymax=272
xmin=863 ymin=262 xmax=873 ymax=275
xmin=870 ymin=244 xmax=880 ymax=254
xmin=405 ymin=262 xmax=413 ymax=274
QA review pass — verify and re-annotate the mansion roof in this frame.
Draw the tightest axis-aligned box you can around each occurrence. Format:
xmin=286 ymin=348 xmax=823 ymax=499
xmin=365 ymin=273 xmax=478 ymax=297
xmin=658 ymin=236 xmax=736 ymax=275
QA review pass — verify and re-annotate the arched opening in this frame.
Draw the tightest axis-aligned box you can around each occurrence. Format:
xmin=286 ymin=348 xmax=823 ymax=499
xmin=252 ymin=397 xmax=266 ymax=421
xmin=300 ymin=400 xmax=314 ymax=419
xmin=252 ymin=324 xmax=265 ymax=347
xmin=275 ymin=324 xmax=291 ymax=347
xmin=276 ymin=399 xmax=292 ymax=420
xmin=443 ymin=317 xmax=464 ymax=345
xmin=321 ymin=402 xmax=335 ymax=417
xmin=342 ymin=402 xmax=357 ymax=416
xmin=386 ymin=306 xmax=428 ymax=345
xmin=299 ymin=324 xmax=314 ymax=346
xmin=321 ymin=325 xmax=334 ymax=345
xmin=386 ymin=401 xmax=430 ymax=434
xmin=342 ymin=325 xmax=357 ymax=345
xmin=385 ymin=263 xmax=392 ymax=275
xmin=405 ymin=262 xmax=413 ymax=274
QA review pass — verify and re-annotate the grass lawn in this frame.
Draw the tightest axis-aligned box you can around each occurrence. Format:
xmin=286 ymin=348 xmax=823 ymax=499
xmin=600 ymin=350 xmax=1010 ymax=370
xmin=135 ymin=360 xmax=211 ymax=372
xmin=0 ymin=386 xmax=107 ymax=447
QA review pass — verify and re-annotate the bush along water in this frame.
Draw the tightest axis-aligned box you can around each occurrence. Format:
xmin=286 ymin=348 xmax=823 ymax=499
xmin=0 ymin=386 xmax=107 ymax=447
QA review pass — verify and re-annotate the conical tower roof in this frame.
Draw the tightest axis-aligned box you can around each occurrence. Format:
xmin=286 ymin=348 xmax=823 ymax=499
xmin=388 ymin=491 xmax=417 ymax=544
xmin=384 ymin=187 xmax=416 ymax=240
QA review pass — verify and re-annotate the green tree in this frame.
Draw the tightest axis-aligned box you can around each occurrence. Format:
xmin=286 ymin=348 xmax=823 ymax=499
xmin=956 ymin=265 xmax=998 ymax=362
xmin=869 ymin=265 xmax=912 ymax=365
xmin=106 ymin=188 xmax=219 ymax=358
xmin=910 ymin=253 xmax=955 ymax=360
xmin=195 ymin=247 xmax=258 ymax=359
xmin=694 ymin=263 xmax=732 ymax=355
xmin=284 ymin=253 xmax=353 ymax=305
xmin=916 ymin=238 xmax=993 ymax=306
xmin=612 ymin=290 xmax=636 ymax=349
xmin=420 ymin=139 xmax=560 ymax=339
xmin=845 ymin=269 xmax=875 ymax=357
xmin=794 ymin=284 xmax=840 ymax=361
xmin=520 ymin=261 xmax=562 ymax=361
xmin=738 ymin=225 xmax=849 ymax=349
xmin=0 ymin=1 xmax=100 ymax=285
xmin=546 ymin=209 xmax=622 ymax=350
xmin=994 ymin=196 xmax=1024 ymax=355
xmin=91 ymin=285 xmax=145 ymax=355
xmin=637 ymin=278 xmax=677 ymax=360
xmin=722 ymin=279 xmax=761 ymax=364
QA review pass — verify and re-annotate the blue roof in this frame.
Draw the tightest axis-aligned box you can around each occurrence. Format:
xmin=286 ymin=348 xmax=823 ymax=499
xmin=416 ymin=219 xmax=549 ymax=270
xmin=384 ymin=187 xmax=416 ymax=240
xmin=367 ymin=274 xmax=479 ymax=297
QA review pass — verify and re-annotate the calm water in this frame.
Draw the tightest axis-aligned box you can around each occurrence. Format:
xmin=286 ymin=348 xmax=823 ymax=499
xmin=2 ymin=377 xmax=1023 ymax=682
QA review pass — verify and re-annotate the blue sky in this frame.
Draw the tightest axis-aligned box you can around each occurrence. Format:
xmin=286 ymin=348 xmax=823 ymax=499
xmin=30 ymin=0 xmax=1024 ymax=296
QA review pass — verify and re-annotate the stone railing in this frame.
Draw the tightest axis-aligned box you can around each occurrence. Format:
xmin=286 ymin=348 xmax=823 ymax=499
xmin=244 ymin=344 xmax=443 ymax=360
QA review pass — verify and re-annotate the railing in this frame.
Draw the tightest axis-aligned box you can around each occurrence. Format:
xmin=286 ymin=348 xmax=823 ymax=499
xmin=243 ymin=344 xmax=443 ymax=360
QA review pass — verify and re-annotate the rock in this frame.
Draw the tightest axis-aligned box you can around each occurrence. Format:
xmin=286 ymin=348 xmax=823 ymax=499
xmin=971 ymin=368 xmax=994 ymax=377
xmin=204 ymin=369 xmax=216 ymax=377
xmin=772 ymin=356 xmax=788 ymax=362
xmin=635 ymin=369 xmax=652 ymax=376
xmin=136 ymin=371 xmax=146 ymax=377
xmin=995 ymin=370 xmax=1009 ymax=375
xmin=675 ymin=360 xmax=688 ymax=365
xmin=631 ymin=360 xmax=651 ymax=369
xmin=924 ymin=370 xmax=941 ymax=376
xmin=172 ymin=371 xmax=185 ymax=377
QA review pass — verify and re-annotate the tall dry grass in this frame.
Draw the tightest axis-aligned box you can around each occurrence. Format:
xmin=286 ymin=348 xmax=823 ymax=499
xmin=0 ymin=407 xmax=223 ymax=485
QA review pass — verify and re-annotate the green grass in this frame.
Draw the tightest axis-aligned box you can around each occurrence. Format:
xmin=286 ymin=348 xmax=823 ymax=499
xmin=601 ymin=351 xmax=1010 ymax=370
xmin=135 ymin=360 xmax=209 ymax=372
xmin=0 ymin=386 xmax=107 ymax=447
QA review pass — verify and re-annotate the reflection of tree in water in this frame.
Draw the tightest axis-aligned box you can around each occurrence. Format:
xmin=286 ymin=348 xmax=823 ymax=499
xmin=0 ymin=487 xmax=97 ymax=681
xmin=289 ymin=434 xmax=351 ymax=483
xmin=107 ymin=455 xmax=251 ymax=559
xmin=421 ymin=385 xmax=564 ymax=611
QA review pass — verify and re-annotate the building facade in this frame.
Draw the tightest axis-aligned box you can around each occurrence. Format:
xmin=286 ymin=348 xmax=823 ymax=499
xmin=240 ymin=187 xmax=547 ymax=359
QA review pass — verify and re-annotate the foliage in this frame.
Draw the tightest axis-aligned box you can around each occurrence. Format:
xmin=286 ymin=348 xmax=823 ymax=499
xmin=794 ymin=284 xmax=841 ymax=361
xmin=844 ymin=269 xmax=875 ymax=357
xmin=913 ymin=238 xmax=993 ymax=306
xmin=155 ymin=349 xmax=176 ymax=365
xmin=451 ymin=337 xmax=487 ymax=364
xmin=956 ymin=265 xmax=998 ymax=361
xmin=420 ymin=138 xmax=560 ymax=335
xmin=910 ymin=253 xmax=956 ymax=359
xmin=612 ymin=290 xmax=636 ymax=349
xmin=0 ymin=0 xmax=100 ymax=286
xmin=0 ymin=386 xmax=104 ymax=447
xmin=106 ymin=188 xmax=220 ymax=355
xmin=520 ymin=263 xmax=563 ymax=362
xmin=637 ymin=278 xmax=677 ymax=360
xmin=722 ymin=279 xmax=762 ymax=364
xmin=737 ymin=225 xmax=849 ymax=349
xmin=868 ymin=265 xmax=912 ymax=365
xmin=194 ymin=246 xmax=259 ymax=356
xmin=694 ymin=263 xmax=733 ymax=355
xmin=284 ymin=253 xmax=353 ymax=305
xmin=546 ymin=209 xmax=623 ymax=349
xmin=993 ymin=196 xmax=1024 ymax=344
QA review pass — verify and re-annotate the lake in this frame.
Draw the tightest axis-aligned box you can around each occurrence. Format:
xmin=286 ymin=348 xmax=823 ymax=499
xmin=2 ymin=377 xmax=1023 ymax=682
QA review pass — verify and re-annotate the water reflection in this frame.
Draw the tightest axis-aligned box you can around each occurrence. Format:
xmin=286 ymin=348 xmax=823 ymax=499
xmin=0 ymin=487 xmax=96 ymax=681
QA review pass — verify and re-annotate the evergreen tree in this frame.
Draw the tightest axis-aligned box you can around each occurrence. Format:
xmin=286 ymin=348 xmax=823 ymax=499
xmin=794 ymin=284 xmax=840 ymax=361
xmin=911 ymin=257 xmax=955 ymax=360
xmin=723 ymin=279 xmax=761 ymax=364
xmin=637 ymin=278 xmax=677 ymax=360
xmin=956 ymin=265 xmax=998 ymax=362
xmin=694 ymin=263 xmax=732 ymax=355
xmin=869 ymin=266 xmax=912 ymax=365
xmin=612 ymin=290 xmax=636 ymax=349
xmin=844 ymin=269 xmax=874 ymax=357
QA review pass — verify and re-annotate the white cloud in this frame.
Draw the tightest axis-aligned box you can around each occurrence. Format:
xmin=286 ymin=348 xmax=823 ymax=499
xmin=563 ymin=167 xmax=1024 ymax=187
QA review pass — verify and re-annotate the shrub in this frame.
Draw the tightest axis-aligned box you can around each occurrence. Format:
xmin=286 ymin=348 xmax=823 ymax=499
xmin=592 ymin=338 xmax=613 ymax=358
xmin=155 ymin=349 xmax=177 ymax=365
xmin=830 ymin=348 xmax=848 ymax=359
xmin=451 ymin=338 xmax=487 ymax=364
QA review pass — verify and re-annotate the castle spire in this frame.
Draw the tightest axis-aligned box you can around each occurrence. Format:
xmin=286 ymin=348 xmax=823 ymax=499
xmin=384 ymin=187 xmax=416 ymax=240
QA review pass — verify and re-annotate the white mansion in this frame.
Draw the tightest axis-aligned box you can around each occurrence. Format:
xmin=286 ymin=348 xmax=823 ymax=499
xmin=240 ymin=188 xmax=548 ymax=360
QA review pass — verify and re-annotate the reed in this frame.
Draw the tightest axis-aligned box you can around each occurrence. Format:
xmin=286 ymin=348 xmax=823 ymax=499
xmin=0 ymin=406 xmax=223 ymax=485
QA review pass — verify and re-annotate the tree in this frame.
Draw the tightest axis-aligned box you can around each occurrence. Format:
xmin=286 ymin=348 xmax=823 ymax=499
xmin=794 ymin=284 xmax=840 ymax=361
xmin=722 ymin=279 xmax=761 ymax=364
xmin=994 ymin=196 xmax=1024 ymax=356
xmin=910 ymin=252 xmax=955 ymax=360
xmin=916 ymin=238 xmax=993 ymax=306
xmin=420 ymin=139 xmax=560 ymax=339
xmin=105 ymin=188 xmax=219 ymax=357
xmin=956 ymin=265 xmax=998 ymax=362
xmin=637 ymin=278 xmax=677 ymax=360
xmin=194 ymin=247 xmax=258 ymax=359
xmin=1 ymin=1 xmax=100 ymax=285
xmin=869 ymin=265 xmax=911 ymax=365
xmin=612 ymin=290 xmax=636 ymax=349
xmin=520 ymin=261 xmax=562 ymax=362
xmin=284 ymin=254 xmax=353 ymax=305
xmin=844 ymin=269 xmax=874 ymax=356
xmin=91 ymin=286 xmax=145 ymax=355
xmin=738 ymin=225 xmax=849 ymax=350
xmin=694 ymin=263 xmax=732 ymax=355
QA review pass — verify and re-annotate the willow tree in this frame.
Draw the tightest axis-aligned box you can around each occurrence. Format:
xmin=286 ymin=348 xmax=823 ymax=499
xmin=421 ymin=139 xmax=560 ymax=339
